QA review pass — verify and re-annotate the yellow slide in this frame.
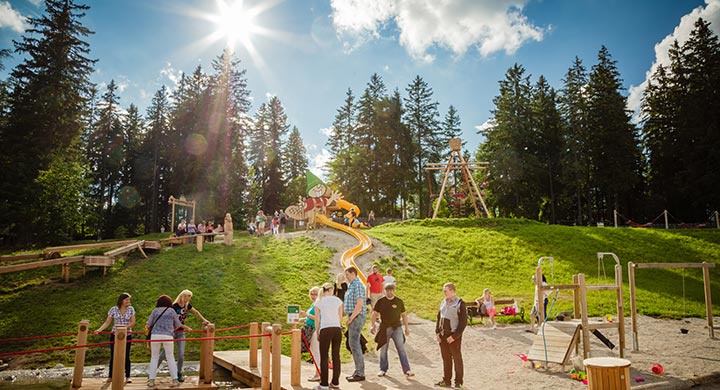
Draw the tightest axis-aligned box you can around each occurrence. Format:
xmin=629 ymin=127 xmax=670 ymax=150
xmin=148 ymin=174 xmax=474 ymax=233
xmin=316 ymin=213 xmax=371 ymax=285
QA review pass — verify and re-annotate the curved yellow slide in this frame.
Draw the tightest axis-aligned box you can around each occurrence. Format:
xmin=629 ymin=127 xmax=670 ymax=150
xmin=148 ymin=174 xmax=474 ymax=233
xmin=316 ymin=213 xmax=371 ymax=285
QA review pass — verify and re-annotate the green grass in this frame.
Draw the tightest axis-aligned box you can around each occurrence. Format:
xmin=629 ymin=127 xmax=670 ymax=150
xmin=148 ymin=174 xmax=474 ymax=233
xmin=2 ymin=219 xmax=720 ymax=369
xmin=0 ymin=235 xmax=332 ymax=368
xmin=366 ymin=218 xmax=720 ymax=321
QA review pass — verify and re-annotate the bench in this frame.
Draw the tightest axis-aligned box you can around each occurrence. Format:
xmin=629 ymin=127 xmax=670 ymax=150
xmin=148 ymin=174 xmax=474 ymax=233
xmin=466 ymin=298 xmax=524 ymax=325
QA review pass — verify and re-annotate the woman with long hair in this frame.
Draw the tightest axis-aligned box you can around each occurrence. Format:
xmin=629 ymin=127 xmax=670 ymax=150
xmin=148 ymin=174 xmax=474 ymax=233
xmin=146 ymin=295 xmax=191 ymax=388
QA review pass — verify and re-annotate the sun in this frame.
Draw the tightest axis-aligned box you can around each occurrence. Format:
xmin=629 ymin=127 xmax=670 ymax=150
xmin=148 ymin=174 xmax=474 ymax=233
xmin=213 ymin=0 xmax=259 ymax=47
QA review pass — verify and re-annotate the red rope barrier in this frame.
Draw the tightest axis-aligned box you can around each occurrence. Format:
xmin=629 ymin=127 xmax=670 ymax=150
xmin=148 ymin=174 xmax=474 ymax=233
xmin=129 ymin=333 xmax=271 ymax=343
xmin=0 ymin=341 xmax=114 ymax=358
xmin=301 ymin=332 xmax=320 ymax=375
xmin=0 ymin=332 xmax=77 ymax=343
xmin=215 ymin=324 xmax=251 ymax=332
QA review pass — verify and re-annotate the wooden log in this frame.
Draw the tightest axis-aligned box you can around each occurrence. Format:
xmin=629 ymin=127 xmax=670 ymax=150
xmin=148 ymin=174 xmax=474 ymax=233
xmin=633 ymin=262 xmax=716 ymax=269
xmin=0 ymin=256 xmax=85 ymax=274
xmin=261 ymin=322 xmax=270 ymax=390
xmin=578 ymin=274 xmax=590 ymax=359
xmin=0 ymin=253 xmax=43 ymax=263
xmin=628 ymin=262 xmax=638 ymax=351
xmin=83 ymin=256 xmax=114 ymax=267
xmin=202 ymin=323 xmax=215 ymax=384
xmin=271 ymin=324 xmax=281 ymax=390
xmin=71 ymin=320 xmax=89 ymax=389
xmin=249 ymin=322 xmax=259 ymax=368
xmin=291 ymin=328 xmax=301 ymax=386
xmin=703 ymin=265 xmax=714 ymax=339
xmin=586 ymin=284 xmax=620 ymax=291
xmin=112 ymin=326 xmax=127 ymax=390
xmin=103 ymin=241 xmax=143 ymax=257
xmin=43 ymin=240 xmax=137 ymax=254
xmin=615 ymin=263 xmax=625 ymax=358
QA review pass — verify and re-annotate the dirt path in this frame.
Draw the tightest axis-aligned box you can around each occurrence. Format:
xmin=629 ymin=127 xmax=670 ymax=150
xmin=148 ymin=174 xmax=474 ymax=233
xmin=303 ymin=227 xmax=720 ymax=389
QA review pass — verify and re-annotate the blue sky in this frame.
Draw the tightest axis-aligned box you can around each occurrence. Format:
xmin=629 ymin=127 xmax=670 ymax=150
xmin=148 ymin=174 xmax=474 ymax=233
xmin=1 ymin=0 xmax=719 ymax=175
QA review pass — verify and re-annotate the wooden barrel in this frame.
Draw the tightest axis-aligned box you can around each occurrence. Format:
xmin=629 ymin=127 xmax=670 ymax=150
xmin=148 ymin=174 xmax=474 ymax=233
xmin=584 ymin=357 xmax=631 ymax=390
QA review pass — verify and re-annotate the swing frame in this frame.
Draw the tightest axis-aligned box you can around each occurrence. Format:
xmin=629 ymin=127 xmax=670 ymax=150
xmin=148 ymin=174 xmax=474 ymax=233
xmin=627 ymin=261 xmax=716 ymax=352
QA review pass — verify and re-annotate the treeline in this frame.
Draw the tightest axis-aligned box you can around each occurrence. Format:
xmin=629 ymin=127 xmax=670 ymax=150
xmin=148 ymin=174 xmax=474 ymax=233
xmin=1 ymin=2 xmax=718 ymax=246
xmin=478 ymin=18 xmax=720 ymax=225
xmin=0 ymin=1 xmax=307 ymax=245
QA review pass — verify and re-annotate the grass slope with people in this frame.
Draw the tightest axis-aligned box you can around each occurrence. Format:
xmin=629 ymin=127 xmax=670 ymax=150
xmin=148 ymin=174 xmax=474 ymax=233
xmin=1 ymin=218 xmax=719 ymax=370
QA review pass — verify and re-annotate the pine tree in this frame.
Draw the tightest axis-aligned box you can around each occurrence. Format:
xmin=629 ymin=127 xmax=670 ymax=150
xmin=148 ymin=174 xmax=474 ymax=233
xmin=478 ymin=64 xmax=535 ymax=218
xmin=117 ymin=103 xmax=145 ymax=234
xmin=0 ymin=0 xmax=95 ymax=244
xmin=328 ymin=88 xmax=356 ymax=155
xmin=282 ymin=126 xmax=308 ymax=206
xmin=404 ymin=75 xmax=442 ymax=217
xmin=531 ymin=75 xmax=564 ymax=223
xmin=586 ymin=46 xmax=642 ymax=222
xmin=250 ymin=96 xmax=289 ymax=214
xmin=559 ymin=57 xmax=591 ymax=225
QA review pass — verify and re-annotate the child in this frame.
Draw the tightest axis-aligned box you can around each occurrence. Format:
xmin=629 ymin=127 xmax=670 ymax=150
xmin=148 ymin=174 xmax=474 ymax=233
xmin=480 ymin=288 xmax=497 ymax=329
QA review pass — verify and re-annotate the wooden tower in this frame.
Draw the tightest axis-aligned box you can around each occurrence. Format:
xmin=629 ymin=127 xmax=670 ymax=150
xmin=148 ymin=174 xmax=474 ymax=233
xmin=425 ymin=138 xmax=491 ymax=219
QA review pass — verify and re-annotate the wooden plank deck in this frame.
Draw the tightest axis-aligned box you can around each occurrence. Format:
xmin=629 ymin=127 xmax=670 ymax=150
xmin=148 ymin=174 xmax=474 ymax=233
xmin=72 ymin=376 xmax=216 ymax=389
xmin=527 ymin=322 xmax=580 ymax=365
xmin=214 ymin=350 xmax=320 ymax=390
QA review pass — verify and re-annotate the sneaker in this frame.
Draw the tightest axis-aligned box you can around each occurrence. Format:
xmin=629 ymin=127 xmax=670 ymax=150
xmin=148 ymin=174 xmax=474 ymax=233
xmin=405 ymin=371 xmax=415 ymax=377
xmin=377 ymin=371 xmax=386 ymax=377
xmin=314 ymin=386 xmax=329 ymax=390
xmin=147 ymin=379 xmax=155 ymax=388
xmin=329 ymin=384 xmax=340 ymax=389
xmin=455 ymin=384 xmax=464 ymax=389
xmin=170 ymin=379 xmax=180 ymax=387
xmin=493 ymin=324 xmax=497 ymax=329
xmin=308 ymin=374 xmax=321 ymax=382
xmin=178 ymin=373 xmax=184 ymax=382
xmin=435 ymin=380 xmax=450 ymax=387
xmin=125 ymin=378 xmax=132 ymax=383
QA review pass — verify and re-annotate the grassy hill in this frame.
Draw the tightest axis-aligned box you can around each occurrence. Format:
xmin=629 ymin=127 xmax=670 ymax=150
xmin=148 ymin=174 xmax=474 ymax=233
xmin=1 ymin=219 xmax=719 ymax=369
xmin=366 ymin=218 xmax=720 ymax=320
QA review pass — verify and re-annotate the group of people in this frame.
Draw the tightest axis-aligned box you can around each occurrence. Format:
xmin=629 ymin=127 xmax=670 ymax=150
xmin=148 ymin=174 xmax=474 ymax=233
xmin=299 ymin=265 xmax=467 ymax=390
xmin=175 ymin=219 xmax=219 ymax=240
xmin=95 ymin=290 xmax=210 ymax=388
xmin=249 ymin=210 xmax=288 ymax=237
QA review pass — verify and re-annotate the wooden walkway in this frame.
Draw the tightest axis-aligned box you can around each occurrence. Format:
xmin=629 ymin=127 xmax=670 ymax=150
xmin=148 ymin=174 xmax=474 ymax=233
xmin=72 ymin=376 xmax=216 ymax=389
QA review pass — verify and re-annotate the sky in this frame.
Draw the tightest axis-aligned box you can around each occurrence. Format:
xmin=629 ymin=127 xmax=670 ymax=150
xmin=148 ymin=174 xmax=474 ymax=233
xmin=1 ymin=0 xmax=719 ymax=177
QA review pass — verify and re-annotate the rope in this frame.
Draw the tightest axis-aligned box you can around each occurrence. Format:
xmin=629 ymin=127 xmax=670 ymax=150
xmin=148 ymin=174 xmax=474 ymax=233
xmin=0 ymin=341 xmax=114 ymax=358
xmin=301 ymin=332 xmax=320 ymax=375
xmin=129 ymin=333 xmax=272 ymax=343
xmin=0 ymin=332 xmax=76 ymax=343
xmin=215 ymin=324 xmax=251 ymax=333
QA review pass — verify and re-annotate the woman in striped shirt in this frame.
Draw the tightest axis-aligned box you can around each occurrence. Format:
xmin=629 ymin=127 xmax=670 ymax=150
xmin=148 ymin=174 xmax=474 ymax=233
xmin=95 ymin=292 xmax=135 ymax=383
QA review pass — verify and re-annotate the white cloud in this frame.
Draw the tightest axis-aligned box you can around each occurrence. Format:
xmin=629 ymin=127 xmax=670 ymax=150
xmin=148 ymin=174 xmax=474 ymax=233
xmin=627 ymin=0 xmax=720 ymax=121
xmin=330 ymin=0 xmax=544 ymax=61
xmin=27 ymin=0 xmax=42 ymax=7
xmin=475 ymin=119 xmax=496 ymax=133
xmin=309 ymin=147 xmax=332 ymax=177
xmin=159 ymin=62 xmax=182 ymax=87
xmin=319 ymin=126 xmax=334 ymax=137
xmin=0 ymin=1 xmax=27 ymax=33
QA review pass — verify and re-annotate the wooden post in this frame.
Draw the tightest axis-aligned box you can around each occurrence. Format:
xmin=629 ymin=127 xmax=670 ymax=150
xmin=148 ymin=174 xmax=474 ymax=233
xmin=715 ymin=211 xmax=719 ymax=229
xmin=578 ymin=274 xmax=590 ymax=359
xmin=249 ymin=322 xmax=259 ymax=368
xmin=192 ymin=200 xmax=196 ymax=225
xmin=63 ymin=262 xmax=70 ymax=283
xmin=614 ymin=209 xmax=618 ymax=228
xmin=664 ymin=209 xmax=669 ymax=229
xmin=196 ymin=234 xmax=204 ymax=252
xmin=615 ymin=263 xmax=625 ymax=358
xmin=203 ymin=323 xmax=215 ymax=384
xmin=111 ymin=326 xmax=127 ymax=390
xmin=291 ymin=328 xmax=301 ymax=386
xmin=271 ymin=324 xmax=282 ymax=390
xmin=199 ymin=324 xmax=207 ymax=381
xmin=432 ymin=154 xmax=453 ymax=219
xmin=71 ymin=320 xmax=89 ymax=388
xmin=261 ymin=322 xmax=270 ymax=390
xmin=536 ymin=267 xmax=545 ymax=328
xmin=572 ymin=274 xmax=580 ymax=319
xmin=628 ymin=262 xmax=638 ymax=351
xmin=170 ymin=195 xmax=176 ymax=235
xmin=702 ymin=263 xmax=714 ymax=339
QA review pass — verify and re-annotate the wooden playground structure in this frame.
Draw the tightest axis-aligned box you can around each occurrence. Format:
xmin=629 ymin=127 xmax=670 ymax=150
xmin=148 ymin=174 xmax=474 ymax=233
xmin=168 ymin=195 xmax=196 ymax=231
xmin=527 ymin=253 xmax=626 ymax=368
xmin=627 ymin=260 xmax=716 ymax=351
xmin=425 ymin=138 xmax=491 ymax=218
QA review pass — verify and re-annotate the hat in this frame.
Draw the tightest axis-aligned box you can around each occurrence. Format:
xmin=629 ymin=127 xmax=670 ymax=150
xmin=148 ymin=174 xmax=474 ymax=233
xmin=384 ymin=282 xmax=396 ymax=290
xmin=306 ymin=170 xmax=325 ymax=195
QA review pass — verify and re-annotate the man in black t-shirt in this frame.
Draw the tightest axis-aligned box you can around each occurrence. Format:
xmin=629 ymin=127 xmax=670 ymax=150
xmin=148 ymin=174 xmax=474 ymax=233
xmin=370 ymin=283 xmax=414 ymax=378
